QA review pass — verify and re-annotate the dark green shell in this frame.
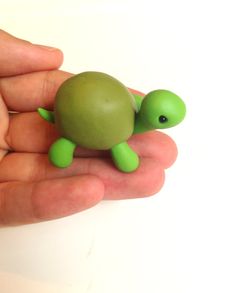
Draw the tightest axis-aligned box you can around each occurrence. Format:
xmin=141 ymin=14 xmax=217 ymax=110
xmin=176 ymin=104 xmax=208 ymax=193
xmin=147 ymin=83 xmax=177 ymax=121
xmin=54 ymin=72 xmax=136 ymax=150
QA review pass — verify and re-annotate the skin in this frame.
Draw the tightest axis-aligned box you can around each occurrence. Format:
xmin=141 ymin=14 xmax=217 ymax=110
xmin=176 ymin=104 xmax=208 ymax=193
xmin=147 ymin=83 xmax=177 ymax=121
xmin=0 ymin=29 xmax=178 ymax=226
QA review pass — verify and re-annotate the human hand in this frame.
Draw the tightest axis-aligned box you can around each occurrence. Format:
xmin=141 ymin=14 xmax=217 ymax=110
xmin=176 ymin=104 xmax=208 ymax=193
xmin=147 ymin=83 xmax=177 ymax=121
xmin=0 ymin=30 xmax=177 ymax=226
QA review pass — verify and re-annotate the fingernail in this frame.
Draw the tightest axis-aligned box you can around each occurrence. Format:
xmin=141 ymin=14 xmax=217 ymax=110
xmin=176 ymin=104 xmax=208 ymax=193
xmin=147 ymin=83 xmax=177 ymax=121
xmin=35 ymin=44 xmax=60 ymax=51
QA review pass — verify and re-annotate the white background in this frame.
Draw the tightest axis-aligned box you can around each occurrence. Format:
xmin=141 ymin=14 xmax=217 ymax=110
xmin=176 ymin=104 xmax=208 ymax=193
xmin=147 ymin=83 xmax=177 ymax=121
xmin=1 ymin=0 xmax=236 ymax=292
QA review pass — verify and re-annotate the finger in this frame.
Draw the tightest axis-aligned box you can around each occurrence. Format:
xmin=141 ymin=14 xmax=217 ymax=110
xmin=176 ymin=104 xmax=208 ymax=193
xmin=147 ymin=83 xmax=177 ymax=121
xmin=0 ymin=29 xmax=63 ymax=77
xmin=0 ymin=94 xmax=9 ymax=150
xmin=0 ymin=69 xmax=141 ymax=112
xmin=0 ymin=70 xmax=72 ymax=111
xmin=0 ymin=175 xmax=104 ymax=226
xmin=6 ymin=112 xmax=177 ymax=168
xmin=0 ymin=153 xmax=165 ymax=200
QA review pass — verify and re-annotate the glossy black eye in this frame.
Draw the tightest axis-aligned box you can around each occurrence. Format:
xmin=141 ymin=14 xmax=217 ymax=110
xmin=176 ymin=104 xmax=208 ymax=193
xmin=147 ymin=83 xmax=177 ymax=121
xmin=159 ymin=115 xmax=168 ymax=123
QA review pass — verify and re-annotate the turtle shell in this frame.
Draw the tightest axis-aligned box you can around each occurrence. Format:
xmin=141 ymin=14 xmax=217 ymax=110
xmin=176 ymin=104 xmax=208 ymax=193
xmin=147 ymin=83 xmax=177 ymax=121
xmin=54 ymin=72 xmax=136 ymax=150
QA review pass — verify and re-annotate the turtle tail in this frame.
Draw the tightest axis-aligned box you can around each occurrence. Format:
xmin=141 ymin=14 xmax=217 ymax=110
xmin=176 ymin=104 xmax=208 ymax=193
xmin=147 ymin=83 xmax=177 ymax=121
xmin=38 ymin=108 xmax=55 ymax=123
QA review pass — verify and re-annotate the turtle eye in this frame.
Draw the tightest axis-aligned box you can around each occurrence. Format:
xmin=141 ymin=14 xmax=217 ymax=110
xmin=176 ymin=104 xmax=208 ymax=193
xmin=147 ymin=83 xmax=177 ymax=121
xmin=159 ymin=115 xmax=168 ymax=123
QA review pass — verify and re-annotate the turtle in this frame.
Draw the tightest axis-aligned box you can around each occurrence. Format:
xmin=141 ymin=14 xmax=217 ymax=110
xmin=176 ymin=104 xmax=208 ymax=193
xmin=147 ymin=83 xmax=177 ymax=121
xmin=38 ymin=71 xmax=186 ymax=173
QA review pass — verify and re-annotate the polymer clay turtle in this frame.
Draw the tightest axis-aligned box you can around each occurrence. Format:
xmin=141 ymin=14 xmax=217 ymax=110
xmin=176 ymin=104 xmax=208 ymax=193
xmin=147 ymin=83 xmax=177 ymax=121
xmin=38 ymin=71 xmax=186 ymax=172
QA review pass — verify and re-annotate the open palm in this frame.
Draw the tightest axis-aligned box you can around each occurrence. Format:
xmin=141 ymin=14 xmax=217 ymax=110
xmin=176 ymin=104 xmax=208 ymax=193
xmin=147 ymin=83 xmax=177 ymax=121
xmin=0 ymin=30 xmax=177 ymax=225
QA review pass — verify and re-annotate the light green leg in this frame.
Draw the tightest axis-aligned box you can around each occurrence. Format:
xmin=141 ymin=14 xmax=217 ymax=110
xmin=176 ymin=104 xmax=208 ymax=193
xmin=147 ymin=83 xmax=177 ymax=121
xmin=49 ymin=137 xmax=76 ymax=168
xmin=111 ymin=142 xmax=139 ymax=173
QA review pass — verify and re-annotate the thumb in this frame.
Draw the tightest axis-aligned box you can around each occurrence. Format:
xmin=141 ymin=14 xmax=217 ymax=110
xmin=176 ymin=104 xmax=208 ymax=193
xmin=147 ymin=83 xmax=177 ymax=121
xmin=0 ymin=29 xmax=63 ymax=77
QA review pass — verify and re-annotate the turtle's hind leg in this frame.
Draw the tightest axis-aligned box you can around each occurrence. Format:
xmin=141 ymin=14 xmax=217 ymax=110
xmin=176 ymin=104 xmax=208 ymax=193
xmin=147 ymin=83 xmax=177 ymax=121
xmin=111 ymin=142 xmax=139 ymax=173
xmin=49 ymin=138 xmax=76 ymax=168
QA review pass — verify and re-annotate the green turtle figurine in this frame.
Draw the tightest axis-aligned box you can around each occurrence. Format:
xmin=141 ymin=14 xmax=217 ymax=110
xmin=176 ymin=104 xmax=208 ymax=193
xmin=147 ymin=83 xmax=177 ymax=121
xmin=38 ymin=71 xmax=186 ymax=172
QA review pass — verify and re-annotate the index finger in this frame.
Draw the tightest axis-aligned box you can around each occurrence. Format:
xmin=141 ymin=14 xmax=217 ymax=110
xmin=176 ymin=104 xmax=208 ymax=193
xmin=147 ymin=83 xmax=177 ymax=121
xmin=0 ymin=29 xmax=63 ymax=77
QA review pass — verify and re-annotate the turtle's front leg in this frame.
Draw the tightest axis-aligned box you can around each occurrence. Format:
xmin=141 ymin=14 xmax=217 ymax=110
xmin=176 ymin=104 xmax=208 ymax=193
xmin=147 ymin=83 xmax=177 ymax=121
xmin=111 ymin=142 xmax=139 ymax=173
xmin=49 ymin=138 xmax=76 ymax=168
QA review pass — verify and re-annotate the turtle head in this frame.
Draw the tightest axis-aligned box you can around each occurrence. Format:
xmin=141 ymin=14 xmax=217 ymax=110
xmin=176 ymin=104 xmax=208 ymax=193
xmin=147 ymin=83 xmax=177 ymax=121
xmin=139 ymin=90 xmax=186 ymax=130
